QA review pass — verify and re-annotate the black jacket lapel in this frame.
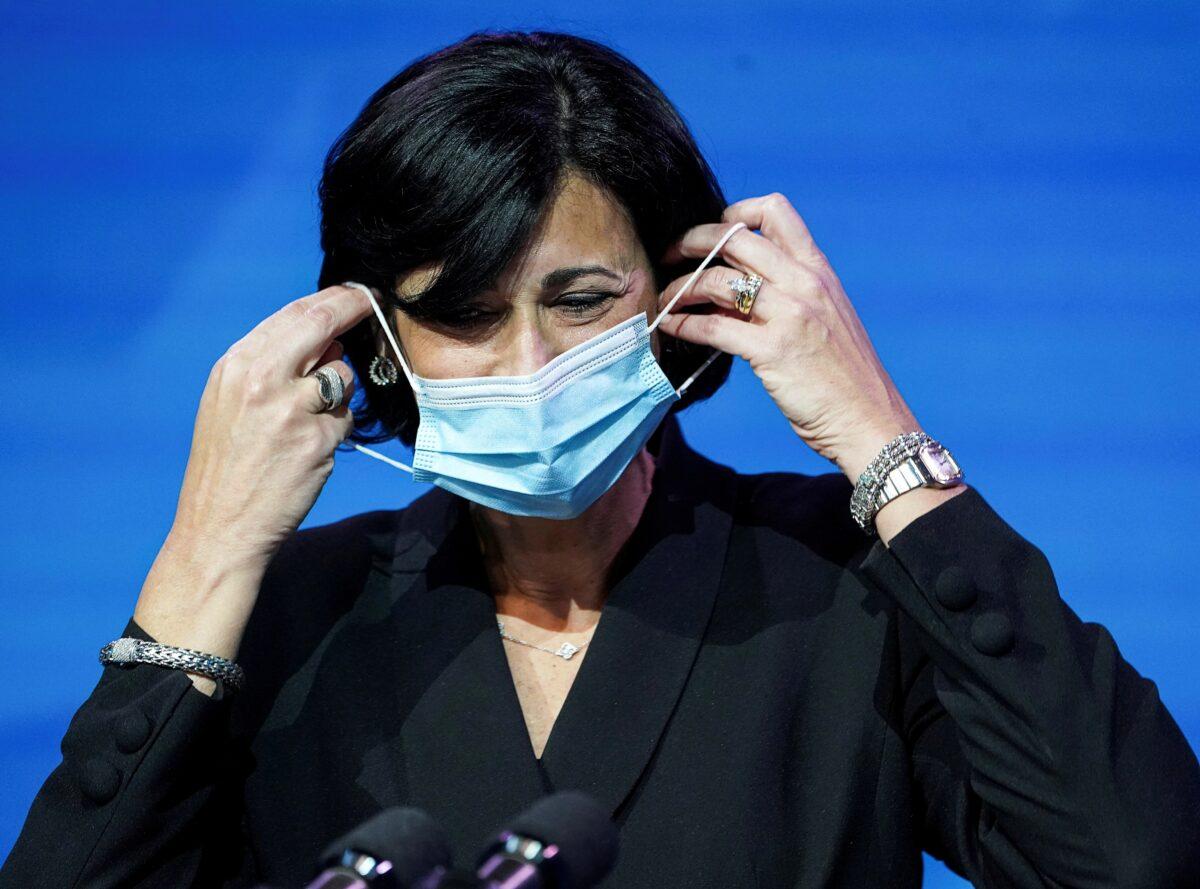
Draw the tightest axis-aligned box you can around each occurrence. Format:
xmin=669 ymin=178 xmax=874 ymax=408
xmin=380 ymin=414 xmax=737 ymax=861
xmin=537 ymin=417 xmax=737 ymax=817
xmin=380 ymin=488 xmax=549 ymax=862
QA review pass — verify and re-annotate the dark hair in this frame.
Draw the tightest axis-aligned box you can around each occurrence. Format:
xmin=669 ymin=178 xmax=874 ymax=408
xmin=317 ymin=29 xmax=731 ymax=448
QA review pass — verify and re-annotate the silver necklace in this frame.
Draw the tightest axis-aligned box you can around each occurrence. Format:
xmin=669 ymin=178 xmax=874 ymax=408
xmin=496 ymin=618 xmax=594 ymax=661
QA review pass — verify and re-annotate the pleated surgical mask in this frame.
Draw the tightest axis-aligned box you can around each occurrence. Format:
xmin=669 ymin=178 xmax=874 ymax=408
xmin=344 ymin=221 xmax=746 ymax=519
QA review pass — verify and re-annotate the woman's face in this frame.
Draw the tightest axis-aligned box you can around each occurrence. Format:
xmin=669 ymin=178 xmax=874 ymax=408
xmin=383 ymin=172 xmax=660 ymax=379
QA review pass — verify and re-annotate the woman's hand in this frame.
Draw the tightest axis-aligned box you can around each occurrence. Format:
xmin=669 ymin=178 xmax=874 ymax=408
xmin=170 ymin=284 xmax=369 ymax=565
xmin=656 ymin=193 xmax=923 ymax=483
xmin=133 ymin=284 xmax=372 ymax=670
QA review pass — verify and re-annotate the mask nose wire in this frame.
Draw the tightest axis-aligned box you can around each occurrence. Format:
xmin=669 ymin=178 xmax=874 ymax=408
xmin=647 ymin=221 xmax=748 ymax=396
xmin=342 ymin=281 xmax=421 ymax=393
xmin=339 ymin=280 xmax=418 ymax=473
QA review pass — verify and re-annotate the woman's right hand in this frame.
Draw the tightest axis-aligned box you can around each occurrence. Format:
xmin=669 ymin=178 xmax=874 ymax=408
xmin=133 ymin=284 xmax=375 ymax=677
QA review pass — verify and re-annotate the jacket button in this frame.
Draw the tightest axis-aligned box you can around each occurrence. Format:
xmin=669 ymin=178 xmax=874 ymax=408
xmin=79 ymin=759 xmax=122 ymax=804
xmin=114 ymin=711 xmax=154 ymax=753
xmin=935 ymin=566 xmax=976 ymax=611
xmin=971 ymin=612 xmax=1015 ymax=656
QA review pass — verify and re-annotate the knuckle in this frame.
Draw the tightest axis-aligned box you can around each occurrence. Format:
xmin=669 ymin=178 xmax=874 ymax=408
xmin=209 ymin=352 xmax=232 ymax=380
xmin=298 ymin=432 xmax=328 ymax=462
xmin=246 ymin=354 xmax=280 ymax=396
xmin=279 ymin=299 xmax=311 ymax=324
xmin=791 ymin=302 xmax=830 ymax=340
xmin=765 ymin=191 xmax=792 ymax=210
xmin=783 ymin=298 xmax=812 ymax=323
xmin=703 ymin=267 xmax=730 ymax=294
xmin=243 ymin=365 xmax=272 ymax=403
xmin=214 ymin=343 xmax=247 ymax=373
xmin=720 ymin=199 xmax=748 ymax=222
xmin=211 ymin=348 xmax=249 ymax=387
xmin=792 ymin=266 xmax=826 ymax=296
xmin=303 ymin=301 xmax=335 ymax=329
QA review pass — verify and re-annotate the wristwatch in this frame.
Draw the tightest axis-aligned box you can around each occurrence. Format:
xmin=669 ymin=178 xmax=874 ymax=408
xmin=875 ymin=440 xmax=964 ymax=512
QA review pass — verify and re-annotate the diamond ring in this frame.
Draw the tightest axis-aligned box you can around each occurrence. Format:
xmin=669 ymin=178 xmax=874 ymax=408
xmin=311 ymin=365 xmax=346 ymax=412
xmin=729 ymin=273 xmax=763 ymax=317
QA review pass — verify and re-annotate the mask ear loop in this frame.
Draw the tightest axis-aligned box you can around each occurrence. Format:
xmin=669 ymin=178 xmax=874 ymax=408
xmin=343 ymin=281 xmax=421 ymax=393
xmin=341 ymin=280 xmax=420 ymax=473
xmin=646 ymin=221 xmax=747 ymax=396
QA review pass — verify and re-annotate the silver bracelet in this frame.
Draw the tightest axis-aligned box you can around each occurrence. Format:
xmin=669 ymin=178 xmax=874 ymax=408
xmin=849 ymin=431 xmax=932 ymax=535
xmin=99 ymin=637 xmax=246 ymax=692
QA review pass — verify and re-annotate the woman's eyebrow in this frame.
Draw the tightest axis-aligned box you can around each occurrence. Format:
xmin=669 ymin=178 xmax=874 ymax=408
xmin=540 ymin=265 xmax=623 ymax=289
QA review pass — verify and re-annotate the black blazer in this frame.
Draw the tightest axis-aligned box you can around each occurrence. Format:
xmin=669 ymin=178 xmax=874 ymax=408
xmin=3 ymin=415 xmax=1199 ymax=888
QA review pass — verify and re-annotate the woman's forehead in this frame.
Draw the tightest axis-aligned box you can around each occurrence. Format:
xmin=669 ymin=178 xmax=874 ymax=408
xmin=500 ymin=174 xmax=644 ymax=285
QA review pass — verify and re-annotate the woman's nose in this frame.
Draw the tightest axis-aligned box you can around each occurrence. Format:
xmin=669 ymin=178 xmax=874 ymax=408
xmin=498 ymin=319 xmax=558 ymax=377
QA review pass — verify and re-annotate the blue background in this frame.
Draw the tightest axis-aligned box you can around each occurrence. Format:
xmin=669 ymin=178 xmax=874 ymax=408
xmin=2 ymin=3 xmax=1197 ymax=884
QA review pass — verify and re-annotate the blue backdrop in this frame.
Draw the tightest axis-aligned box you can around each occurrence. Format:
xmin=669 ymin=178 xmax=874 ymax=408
xmin=2 ymin=3 xmax=1197 ymax=885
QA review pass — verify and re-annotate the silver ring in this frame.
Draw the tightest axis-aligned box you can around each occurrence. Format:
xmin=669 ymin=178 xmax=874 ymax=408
xmin=311 ymin=365 xmax=346 ymax=412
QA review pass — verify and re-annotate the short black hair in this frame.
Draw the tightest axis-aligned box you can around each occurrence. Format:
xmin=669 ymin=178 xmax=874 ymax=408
xmin=316 ymin=29 xmax=732 ymax=449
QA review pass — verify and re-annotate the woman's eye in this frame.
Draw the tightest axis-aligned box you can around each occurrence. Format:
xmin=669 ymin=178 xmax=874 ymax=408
xmin=438 ymin=305 xmax=499 ymax=330
xmin=557 ymin=291 xmax=616 ymax=317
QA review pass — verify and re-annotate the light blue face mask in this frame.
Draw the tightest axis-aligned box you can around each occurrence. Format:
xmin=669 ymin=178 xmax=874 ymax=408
xmin=343 ymin=221 xmax=747 ymax=519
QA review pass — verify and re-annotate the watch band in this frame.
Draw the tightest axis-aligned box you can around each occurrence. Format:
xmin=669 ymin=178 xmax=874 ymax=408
xmin=99 ymin=637 xmax=246 ymax=691
xmin=876 ymin=455 xmax=930 ymax=506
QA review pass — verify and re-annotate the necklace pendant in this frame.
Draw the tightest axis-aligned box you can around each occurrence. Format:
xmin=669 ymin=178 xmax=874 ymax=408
xmin=556 ymin=642 xmax=580 ymax=660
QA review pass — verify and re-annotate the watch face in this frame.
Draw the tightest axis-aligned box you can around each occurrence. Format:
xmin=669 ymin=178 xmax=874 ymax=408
xmin=918 ymin=443 xmax=962 ymax=485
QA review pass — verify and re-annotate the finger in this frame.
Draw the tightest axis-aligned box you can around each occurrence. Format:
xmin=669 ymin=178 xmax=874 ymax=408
xmin=304 ymin=338 xmax=345 ymax=377
xmin=259 ymin=284 xmax=376 ymax=376
xmin=660 ymin=221 xmax=791 ymax=283
xmin=721 ymin=192 xmax=822 ymax=261
xmin=296 ymin=358 xmax=356 ymax=415
xmin=654 ymin=308 xmax=761 ymax=362
xmin=658 ymin=265 xmax=777 ymax=321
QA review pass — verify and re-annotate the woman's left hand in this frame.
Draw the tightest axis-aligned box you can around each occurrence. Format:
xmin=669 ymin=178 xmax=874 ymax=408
xmin=656 ymin=192 xmax=923 ymax=483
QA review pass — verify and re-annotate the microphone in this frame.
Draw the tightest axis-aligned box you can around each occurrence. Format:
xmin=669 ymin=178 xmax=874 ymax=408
xmin=306 ymin=807 xmax=453 ymax=889
xmin=474 ymin=791 xmax=618 ymax=889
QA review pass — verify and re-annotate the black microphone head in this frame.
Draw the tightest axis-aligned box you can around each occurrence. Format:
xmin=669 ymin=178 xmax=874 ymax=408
xmin=503 ymin=791 xmax=619 ymax=889
xmin=319 ymin=807 xmax=453 ymax=887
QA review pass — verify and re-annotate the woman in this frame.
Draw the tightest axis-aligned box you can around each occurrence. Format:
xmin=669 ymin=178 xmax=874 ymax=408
xmin=3 ymin=29 xmax=1198 ymax=889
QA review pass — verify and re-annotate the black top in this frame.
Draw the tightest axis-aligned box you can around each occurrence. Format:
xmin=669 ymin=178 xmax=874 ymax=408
xmin=3 ymin=415 xmax=1199 ymax=888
